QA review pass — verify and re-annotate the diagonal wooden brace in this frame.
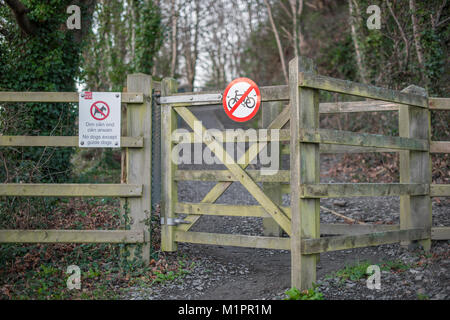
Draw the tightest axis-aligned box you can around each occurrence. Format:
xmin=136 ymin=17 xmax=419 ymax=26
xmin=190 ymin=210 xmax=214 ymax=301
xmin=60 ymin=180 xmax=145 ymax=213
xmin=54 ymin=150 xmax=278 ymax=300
xmin=174 ymin=106 xmax=292 ymax=235
xmin=176 ymin=105 xmax=291 ymax=232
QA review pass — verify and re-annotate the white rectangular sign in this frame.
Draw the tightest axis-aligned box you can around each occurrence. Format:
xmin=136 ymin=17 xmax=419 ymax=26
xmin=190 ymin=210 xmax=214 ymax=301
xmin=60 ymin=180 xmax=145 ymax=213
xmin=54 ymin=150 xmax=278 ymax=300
xmin=78 ymin=92 xmax=121 ymax=148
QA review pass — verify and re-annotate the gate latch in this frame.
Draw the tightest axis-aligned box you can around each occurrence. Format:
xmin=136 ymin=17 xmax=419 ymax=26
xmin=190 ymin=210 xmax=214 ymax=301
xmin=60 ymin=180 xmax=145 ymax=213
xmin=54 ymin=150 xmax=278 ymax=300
xmin=160 ymin=217 xmax=191 ymax=226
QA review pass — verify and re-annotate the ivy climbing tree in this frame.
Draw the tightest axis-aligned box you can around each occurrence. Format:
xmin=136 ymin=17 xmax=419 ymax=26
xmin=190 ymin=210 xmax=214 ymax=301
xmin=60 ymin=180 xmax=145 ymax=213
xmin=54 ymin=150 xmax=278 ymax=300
xmin=0 ymin=0 xmax=96 ymax=185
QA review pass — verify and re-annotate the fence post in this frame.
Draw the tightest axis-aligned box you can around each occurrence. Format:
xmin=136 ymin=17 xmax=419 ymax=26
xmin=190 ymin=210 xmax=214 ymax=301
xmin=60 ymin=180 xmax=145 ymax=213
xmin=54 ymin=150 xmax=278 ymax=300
xmin=399 ymin=85 xmax=431 ymax=250
xmin=262 ymin=101 xmax=283 ymax=237
xmin=120 ymin=87 xmax=128 ymax=228
xmin=161 ymin=78 xmax=178 ymax=251
xmin=289 ymin=56 xmax=320 ymax=290
xmin=126 ymin=73 xmax=153 ymax=263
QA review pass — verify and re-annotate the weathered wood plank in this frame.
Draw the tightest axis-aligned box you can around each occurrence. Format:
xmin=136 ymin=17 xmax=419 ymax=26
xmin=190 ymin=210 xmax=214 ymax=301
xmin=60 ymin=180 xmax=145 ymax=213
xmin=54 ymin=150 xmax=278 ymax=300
xmin=322 ymin=224 xmax=450 ymax=240
xmin=290 ymin=57 xmax=320 ymax=290
xmin=174 ymin=227 xmax=449 ymax=249
xmin=301 ymin=183 xmax=429 ymax=198
xmin=430 ymin=184 xmax=450 ymax=197
xmin=0 ymin=92 xmax=143 ymax=103
xmin=175 ymin=231 xmax=290 ymax=250
xmin=161 ymin=78 xmax=179 ymax=252
xmin=175 ymin=202 xmax=292 ymax=219
xmin=120 ymin=93 xmax=128 ymax=229
xmin=0 ymin=230 xmax=144 ymax=243
xmin=319 ymin=100 xmax=400 ymax=113
xmin=301 ymin=228 xmax=430 ymax=254
xmin=160 ymin=85 xmax=289 ymax=106
xmin=299 ymin=73 xmax=428 ymax=108
xmin=172 ymin=129 xmax=291 ymax=143
xmin=126 ymin=74 xmax=153 ymax=262
xmin=0 ymin=183 xmax=142 ymax=197
xmin=175 ymin=170 xmax=290 ymax=183
xmin=281 ymin=144 xmax=399 ymax=154
xmin=298 ymin=128 xmax=428 ymax=151
xmin=430 ymin=141 xmax=450 ymax=153
xmin=321 ymin=223 xmax=398 ymax=235
xmin=431 ymin=227 xmax=450 ymax=240
xmin=398 ymin=85 xmax=432 ymax=250
xmin=0 ymin=136 xmax=143 ymax=148
xmin=429 ymin=97 xmax=450 ymax=110
xmin=237 ymin=98 xmax=285 ymax=238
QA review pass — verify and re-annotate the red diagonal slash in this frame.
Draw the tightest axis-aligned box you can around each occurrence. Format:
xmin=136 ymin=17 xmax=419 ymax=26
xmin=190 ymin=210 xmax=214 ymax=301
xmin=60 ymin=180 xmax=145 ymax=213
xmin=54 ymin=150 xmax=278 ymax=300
xmin=229 ymin=85 xmax=255 ymax=115
xmin=93 ymin=104 xmax=107 ymax=118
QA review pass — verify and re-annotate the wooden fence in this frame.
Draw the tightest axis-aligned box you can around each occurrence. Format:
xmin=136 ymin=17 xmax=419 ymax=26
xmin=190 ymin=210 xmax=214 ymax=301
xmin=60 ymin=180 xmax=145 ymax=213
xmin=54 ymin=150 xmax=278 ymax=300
xmin=0 ymin=74 xmax=157 ymax=263
xmin=160 ymin=56 xmax=449 ymax=290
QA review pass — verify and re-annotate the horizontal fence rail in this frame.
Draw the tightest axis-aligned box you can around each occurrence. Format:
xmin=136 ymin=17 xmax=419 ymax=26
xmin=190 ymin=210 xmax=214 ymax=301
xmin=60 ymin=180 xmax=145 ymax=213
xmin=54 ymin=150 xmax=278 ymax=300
xmin=175 ymin=170 xmax=290 ymax=183
xmin=175 ymin=231 xmax=291 ymax=250
xmin=0 ymin=136 xmax=143 ymax=148
xmin=430 ymin=184 xmax=450 ymax=197
xmin=298 ymin=128 xmax=429 ymax=151
xmin=0 ymin=230 xmax=144 ymax=243
xmin=301 ymin=228 xmax=430 ymax=254
xmin=175 ymin=202 xmax=291 ymax=218
xmin=429 ymin=97 xmax=450 ymax=110
xmin=159 ymin=85 xmax=290 ymax=105
xmin=281 ymin=141 xmax=448 ymax=154
xmin=0 ymin=92 xmax=144 ymax=103
xmin=298 ymin=73 xmax=428 ymax=108
xmin=300 ymin=183 xmax=429 ymax=198
xmin=0 ymin=184 xmax=142 ymax=197
xmin=430 ymin=141 xmax=450 ymax=153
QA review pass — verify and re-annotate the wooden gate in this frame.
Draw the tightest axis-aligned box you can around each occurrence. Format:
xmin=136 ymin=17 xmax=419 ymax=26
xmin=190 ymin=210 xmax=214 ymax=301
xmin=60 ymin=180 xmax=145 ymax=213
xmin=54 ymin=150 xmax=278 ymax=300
xmin=160 ymin=57 xmax=450 ymax=290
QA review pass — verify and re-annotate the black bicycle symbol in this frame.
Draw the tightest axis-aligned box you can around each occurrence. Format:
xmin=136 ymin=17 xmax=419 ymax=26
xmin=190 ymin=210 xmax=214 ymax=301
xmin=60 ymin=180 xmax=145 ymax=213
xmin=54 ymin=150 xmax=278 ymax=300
xmin=227 ymin=90 xmax=256 ymax=109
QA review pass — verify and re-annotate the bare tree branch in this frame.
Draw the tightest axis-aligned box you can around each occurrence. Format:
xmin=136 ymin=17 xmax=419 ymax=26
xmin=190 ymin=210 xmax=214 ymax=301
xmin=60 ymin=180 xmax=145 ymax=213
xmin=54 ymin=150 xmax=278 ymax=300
xmin=386 ymin=0 xmax=409 ymax=69
xmin=170 ymin=0 xmax=178 ymax=77
xmin=4 ymin=0 xmax=36 ymax=36
xmin=264 ymin=0 xmax=288 ymax=84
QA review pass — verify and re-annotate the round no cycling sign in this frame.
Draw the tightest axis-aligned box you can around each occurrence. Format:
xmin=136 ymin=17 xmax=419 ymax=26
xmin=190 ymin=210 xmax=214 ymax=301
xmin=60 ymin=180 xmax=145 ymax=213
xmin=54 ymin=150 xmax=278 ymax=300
xmin=223 ymin=77 xmax=261 ymax=122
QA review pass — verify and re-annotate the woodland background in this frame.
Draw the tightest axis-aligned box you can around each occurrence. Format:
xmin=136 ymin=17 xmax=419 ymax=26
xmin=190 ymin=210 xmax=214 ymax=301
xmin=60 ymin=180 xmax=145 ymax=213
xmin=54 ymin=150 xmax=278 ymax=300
xmin=0 ymin=0 xmax=448 ymax=299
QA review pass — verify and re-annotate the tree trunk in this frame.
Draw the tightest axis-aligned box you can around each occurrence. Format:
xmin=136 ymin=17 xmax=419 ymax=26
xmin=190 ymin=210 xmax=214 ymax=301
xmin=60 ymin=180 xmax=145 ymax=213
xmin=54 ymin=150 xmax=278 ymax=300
xmin=264 ymin=0 xmax=288 ymax=85
xmin=170 ymin=0 xmax=178 ymax=78
xmin=348 ymin=0 xmax=368 ymax=84
xmin=409 ymin=0 xmax=428 ymax=85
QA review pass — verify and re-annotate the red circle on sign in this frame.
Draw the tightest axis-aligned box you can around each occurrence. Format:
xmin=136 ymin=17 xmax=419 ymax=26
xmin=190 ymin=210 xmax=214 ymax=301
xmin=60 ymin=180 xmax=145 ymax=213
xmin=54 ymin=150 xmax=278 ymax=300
xmin=222 ymin=77 xmax=261 ymax=122
xmin=90 ymin=101 xmax=110 ymax=121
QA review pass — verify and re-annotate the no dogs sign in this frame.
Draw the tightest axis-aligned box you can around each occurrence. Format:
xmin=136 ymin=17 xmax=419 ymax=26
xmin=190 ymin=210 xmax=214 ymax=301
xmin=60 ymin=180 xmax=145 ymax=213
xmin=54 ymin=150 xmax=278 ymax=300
xmin=79 ymin=92 xmax=121 ymax=148
xmin=223 ymin=78 xmax=261 ymax=122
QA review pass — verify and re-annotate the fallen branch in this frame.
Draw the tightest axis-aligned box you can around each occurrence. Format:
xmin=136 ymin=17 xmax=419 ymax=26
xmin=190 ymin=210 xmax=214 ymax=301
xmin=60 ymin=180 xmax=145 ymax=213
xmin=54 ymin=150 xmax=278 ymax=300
xmin=320 ymin=205 xmax=366 ymax=225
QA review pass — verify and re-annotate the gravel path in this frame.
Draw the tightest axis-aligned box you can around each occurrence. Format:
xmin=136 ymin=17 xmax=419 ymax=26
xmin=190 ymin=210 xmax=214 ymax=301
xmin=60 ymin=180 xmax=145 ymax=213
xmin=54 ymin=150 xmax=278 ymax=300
xmin=123 ymin=108 xmax=450 ymax=300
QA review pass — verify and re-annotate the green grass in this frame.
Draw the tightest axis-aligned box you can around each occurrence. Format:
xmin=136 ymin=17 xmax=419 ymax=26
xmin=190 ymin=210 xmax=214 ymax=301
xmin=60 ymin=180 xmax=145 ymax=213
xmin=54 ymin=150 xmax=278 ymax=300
xmin=284 ymin=285 xmax=324 ymax=300
xmin=326 ymin=259 xmax=415 ymax=285
xmin=417 ymin=293 xmax=430 ymax=300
